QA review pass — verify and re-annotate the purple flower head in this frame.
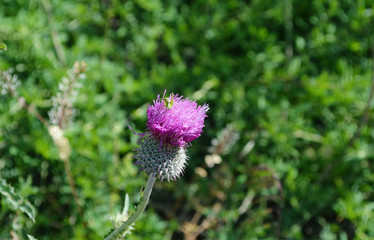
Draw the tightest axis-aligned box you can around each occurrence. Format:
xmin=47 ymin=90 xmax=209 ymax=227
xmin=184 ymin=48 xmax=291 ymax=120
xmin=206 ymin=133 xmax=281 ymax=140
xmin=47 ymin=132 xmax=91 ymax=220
xmin=147 ymin=90 xmax=209 ymax=146
xmin=130 ymin=90 xmax=209 ymax=181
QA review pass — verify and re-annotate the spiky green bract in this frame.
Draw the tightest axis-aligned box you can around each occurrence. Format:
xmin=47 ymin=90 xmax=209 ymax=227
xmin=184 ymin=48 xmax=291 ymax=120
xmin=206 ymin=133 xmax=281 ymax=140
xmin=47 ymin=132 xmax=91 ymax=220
xmin=134 ymin=136 xmax=187 ymax=181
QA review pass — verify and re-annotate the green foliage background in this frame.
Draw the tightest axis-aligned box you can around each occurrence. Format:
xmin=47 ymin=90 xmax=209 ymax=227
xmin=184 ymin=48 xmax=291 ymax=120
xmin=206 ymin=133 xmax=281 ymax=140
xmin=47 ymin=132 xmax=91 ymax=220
xmin=1 ymin=0 xmax=374 ymax=239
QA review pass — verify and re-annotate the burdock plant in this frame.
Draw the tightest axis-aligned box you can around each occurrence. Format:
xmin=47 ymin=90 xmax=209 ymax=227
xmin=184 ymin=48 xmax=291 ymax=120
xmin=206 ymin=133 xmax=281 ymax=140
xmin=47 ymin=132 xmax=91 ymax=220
xmin=105 ymin=90 xmax=208 ymax=240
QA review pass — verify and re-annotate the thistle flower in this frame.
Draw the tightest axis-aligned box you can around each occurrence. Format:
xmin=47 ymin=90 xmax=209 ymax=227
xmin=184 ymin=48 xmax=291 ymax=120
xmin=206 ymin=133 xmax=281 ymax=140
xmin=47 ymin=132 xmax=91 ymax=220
xmin=147 ymin=91 xmax=209 ymax=146
xmin=132 ymin=90 xmax=209 ymax=181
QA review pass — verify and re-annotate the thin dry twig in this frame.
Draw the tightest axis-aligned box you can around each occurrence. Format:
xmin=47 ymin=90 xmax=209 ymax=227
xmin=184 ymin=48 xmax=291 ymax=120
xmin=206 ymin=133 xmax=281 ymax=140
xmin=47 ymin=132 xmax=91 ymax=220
xmin=1 ymin=69 xmax=49 ymax=126
xmin=41 ymin=0 xmax=66 ymax=66
xmin=183 ymin=203 xmax=222 ymax=240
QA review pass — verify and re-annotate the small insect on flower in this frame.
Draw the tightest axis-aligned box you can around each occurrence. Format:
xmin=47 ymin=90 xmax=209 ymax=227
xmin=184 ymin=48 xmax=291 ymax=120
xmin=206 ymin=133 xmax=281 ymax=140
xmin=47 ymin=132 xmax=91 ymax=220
xmin=163 ymin=92 xmax=174 ymax=109
xmin=0 ymin=42 xmax=7 ymax=52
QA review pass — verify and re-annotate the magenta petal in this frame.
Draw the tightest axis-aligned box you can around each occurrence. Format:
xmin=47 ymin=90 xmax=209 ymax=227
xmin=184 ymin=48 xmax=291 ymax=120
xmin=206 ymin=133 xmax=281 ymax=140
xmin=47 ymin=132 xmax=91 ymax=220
xmin=146 ymin=91 xmax=209 ymax=146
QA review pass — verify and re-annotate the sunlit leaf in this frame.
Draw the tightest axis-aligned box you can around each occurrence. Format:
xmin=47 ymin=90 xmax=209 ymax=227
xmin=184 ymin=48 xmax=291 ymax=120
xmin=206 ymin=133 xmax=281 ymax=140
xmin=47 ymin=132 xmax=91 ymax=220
xmin=27 ymin=234 xmax=38 ymax=240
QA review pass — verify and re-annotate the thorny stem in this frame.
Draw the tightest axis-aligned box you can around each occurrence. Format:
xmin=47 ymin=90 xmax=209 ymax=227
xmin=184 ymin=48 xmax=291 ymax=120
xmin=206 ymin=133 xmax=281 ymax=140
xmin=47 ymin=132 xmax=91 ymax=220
xmin=104 ymin=175 xmax=156 ymax=240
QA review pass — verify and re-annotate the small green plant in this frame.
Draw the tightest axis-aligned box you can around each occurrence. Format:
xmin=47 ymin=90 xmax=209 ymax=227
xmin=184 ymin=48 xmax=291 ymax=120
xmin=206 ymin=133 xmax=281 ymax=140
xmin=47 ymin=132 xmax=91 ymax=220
xmin=105 ymin=91 xmax=208 ymax=239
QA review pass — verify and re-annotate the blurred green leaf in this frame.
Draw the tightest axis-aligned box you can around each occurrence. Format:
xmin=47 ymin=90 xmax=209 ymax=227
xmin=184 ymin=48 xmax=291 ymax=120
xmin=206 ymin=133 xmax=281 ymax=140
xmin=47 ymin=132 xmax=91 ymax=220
xmin=0 ymin=179 xmax=36 ymax=223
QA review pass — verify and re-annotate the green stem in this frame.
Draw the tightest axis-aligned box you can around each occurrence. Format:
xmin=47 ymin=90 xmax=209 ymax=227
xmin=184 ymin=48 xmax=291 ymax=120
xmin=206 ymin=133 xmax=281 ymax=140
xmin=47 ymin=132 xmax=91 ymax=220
xmin=104 ymin=175 xmax=156 ymax=240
